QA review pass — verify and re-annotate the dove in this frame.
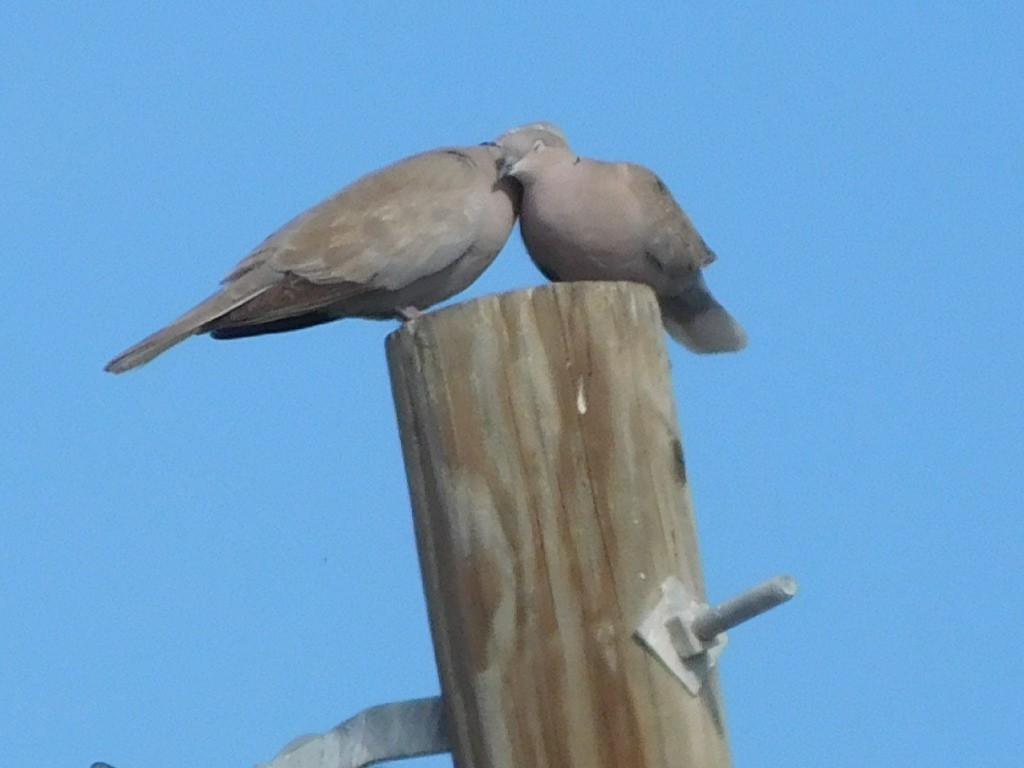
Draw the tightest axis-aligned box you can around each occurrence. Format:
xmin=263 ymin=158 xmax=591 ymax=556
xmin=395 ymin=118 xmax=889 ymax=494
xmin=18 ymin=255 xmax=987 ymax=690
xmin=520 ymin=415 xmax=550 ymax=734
xmin=105 ymin=138 xmax=521 ymax=373
xmin=500 ymin=128 xmax=747 ymax=353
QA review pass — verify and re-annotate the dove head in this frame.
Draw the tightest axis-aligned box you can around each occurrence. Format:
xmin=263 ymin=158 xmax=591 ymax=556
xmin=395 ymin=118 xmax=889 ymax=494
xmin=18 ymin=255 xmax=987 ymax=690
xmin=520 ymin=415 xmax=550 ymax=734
xmin=499 ymin=134 xmax=576 ymax=185
xmin=495 ymin=122 xmax=571 ymax=179
xmin=495 ymin=121 xmax=569 ymax=157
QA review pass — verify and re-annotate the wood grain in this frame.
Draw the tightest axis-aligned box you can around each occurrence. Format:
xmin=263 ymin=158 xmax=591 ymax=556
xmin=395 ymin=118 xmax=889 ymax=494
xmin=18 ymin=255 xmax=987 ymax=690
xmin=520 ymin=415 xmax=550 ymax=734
xmin=386 ymin=282 xmax=730 ymax=768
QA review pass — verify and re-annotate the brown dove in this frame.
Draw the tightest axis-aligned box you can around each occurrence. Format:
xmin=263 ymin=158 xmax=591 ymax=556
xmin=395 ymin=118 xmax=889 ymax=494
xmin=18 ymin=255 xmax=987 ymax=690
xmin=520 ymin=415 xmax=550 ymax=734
xmin=500 ymin=128 xmax=747 ymax=353
xmin=105 ymin=139 xmax=521 ymax=373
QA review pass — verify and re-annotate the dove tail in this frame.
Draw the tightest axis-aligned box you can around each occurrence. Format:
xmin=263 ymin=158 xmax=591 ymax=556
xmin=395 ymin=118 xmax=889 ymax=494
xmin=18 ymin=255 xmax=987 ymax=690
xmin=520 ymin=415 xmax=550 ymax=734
xmin=658 ymin=273 xmax=747 ymax=354
xmin=104 ymin=283 xmax=269 ymax=374
xmin=104 ymin=322 xmax=201 ymax=374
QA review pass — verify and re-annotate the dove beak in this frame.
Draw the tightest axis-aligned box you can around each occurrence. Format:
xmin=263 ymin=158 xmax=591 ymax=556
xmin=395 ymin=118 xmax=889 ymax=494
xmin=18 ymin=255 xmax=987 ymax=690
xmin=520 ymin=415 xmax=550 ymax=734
xmin=500 ymin=156 xmax=521 ymax=179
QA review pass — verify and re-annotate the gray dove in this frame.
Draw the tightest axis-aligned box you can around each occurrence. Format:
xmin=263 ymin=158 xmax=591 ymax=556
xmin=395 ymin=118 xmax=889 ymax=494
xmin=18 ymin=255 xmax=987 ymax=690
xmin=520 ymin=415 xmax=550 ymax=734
xmin=499 ymin=126 xmax=747 ymax=353
xmin=105 ymin=138 xmax=523 ymax=373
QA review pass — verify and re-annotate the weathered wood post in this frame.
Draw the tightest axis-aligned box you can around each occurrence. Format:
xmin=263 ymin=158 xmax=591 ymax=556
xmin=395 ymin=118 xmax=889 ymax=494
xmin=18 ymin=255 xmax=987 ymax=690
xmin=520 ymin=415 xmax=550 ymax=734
xmin=386 ymin=282 xmax=730 ymax=768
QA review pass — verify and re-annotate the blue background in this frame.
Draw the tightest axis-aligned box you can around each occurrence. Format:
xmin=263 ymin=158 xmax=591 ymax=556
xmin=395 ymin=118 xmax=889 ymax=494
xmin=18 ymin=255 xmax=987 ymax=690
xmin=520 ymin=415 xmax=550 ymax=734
xmin=3 ymin=4 xmax=1022 ymax=766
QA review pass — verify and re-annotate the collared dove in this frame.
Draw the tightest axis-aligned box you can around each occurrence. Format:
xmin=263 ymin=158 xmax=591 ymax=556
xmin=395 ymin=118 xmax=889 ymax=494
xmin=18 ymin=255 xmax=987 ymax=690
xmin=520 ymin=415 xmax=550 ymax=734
xmin=500 ymin=127 xmax=747 ymax=353
xmin=105 ymin=138 xmax=523 ymax=373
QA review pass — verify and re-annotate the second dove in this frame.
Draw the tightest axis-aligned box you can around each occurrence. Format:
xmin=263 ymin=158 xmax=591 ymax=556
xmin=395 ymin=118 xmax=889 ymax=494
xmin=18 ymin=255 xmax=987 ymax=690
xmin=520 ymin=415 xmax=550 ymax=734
xmin=501 ymin=125 xmax=747 ymax=354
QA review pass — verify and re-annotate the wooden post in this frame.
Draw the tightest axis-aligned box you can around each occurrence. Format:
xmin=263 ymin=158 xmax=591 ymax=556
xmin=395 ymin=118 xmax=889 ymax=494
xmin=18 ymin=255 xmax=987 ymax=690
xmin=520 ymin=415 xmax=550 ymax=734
xmin=386 ymin=282 xmax=730 ymax=768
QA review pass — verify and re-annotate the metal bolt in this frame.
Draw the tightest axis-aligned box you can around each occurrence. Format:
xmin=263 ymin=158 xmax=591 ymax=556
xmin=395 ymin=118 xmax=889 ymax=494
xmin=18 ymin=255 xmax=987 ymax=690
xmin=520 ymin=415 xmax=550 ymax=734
xmin=692 ymin=575 xmax=798 ymax=641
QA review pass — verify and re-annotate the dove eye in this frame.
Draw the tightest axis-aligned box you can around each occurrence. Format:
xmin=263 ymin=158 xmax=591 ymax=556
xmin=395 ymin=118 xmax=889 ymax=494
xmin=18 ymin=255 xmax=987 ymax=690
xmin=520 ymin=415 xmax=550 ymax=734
xmin=532 ymin=139 xmax=546 ymax=153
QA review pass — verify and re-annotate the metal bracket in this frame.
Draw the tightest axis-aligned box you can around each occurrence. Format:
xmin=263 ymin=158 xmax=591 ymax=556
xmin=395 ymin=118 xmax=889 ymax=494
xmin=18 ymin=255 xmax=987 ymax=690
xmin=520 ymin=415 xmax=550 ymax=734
xmin=95 ymin=576 xmax=795 ymax=767
xmin=635 ymin=574 xmax=797 ymax=695
xmin=256 ymin=696 xmax=449 ymax=768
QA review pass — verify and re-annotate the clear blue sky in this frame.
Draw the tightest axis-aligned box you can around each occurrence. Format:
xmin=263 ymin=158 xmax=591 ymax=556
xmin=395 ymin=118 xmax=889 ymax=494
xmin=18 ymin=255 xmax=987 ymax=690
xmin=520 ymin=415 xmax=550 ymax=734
xmin=3 ymin=3 xmax=1022 ymax=767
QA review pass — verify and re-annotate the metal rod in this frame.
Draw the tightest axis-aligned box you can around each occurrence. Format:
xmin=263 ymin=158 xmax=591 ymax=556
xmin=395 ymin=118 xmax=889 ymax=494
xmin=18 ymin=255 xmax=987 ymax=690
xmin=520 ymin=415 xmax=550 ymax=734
xmin=692 ymin=575 xmax=797 ymax=641
xmin=258 ymin=696 xmax=448 ymax=768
